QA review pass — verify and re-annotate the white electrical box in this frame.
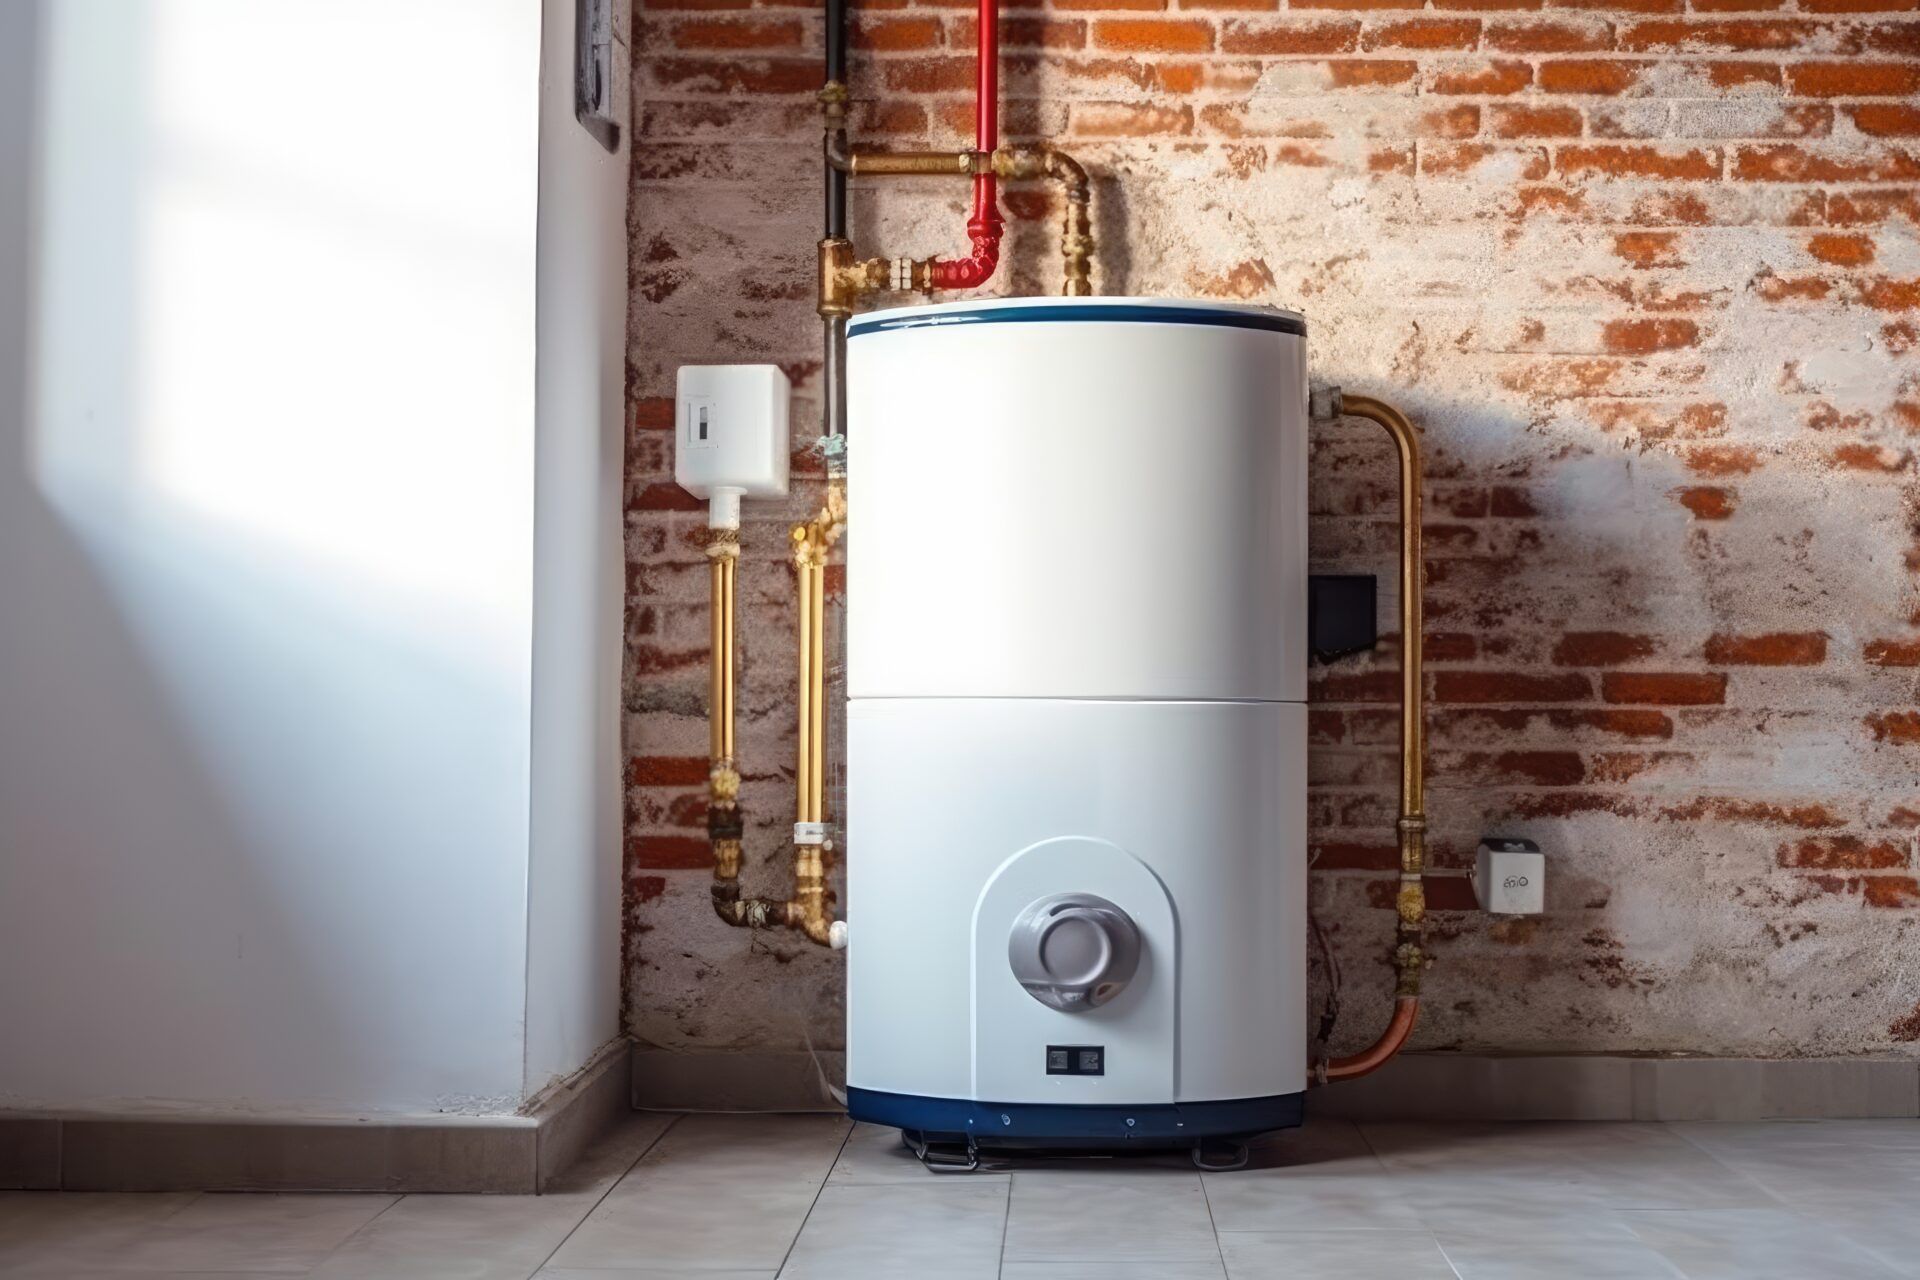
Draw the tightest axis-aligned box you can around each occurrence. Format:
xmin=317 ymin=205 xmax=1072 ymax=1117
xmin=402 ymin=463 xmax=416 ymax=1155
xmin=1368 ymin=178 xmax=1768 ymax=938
xmin=675 ymin=365 xmax=790 ymax=525
xmin=1474 ymin=837 xmax=1545 ymax=915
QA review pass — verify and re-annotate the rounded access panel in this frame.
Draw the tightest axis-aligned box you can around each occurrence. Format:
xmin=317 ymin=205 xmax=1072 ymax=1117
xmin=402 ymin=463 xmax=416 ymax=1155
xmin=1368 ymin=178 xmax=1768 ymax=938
xmin=1008 ymin=893 xmax=1141 ymax=1013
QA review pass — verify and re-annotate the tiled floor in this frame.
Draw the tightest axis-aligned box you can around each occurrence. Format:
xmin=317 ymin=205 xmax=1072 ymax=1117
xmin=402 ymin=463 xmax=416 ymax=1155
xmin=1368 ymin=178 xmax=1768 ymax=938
xmin=4 ymin=1114 xmax=1918 ymax=1278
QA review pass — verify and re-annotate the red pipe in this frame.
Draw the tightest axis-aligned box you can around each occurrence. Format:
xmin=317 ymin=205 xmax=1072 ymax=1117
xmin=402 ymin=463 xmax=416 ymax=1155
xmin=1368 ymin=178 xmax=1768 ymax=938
xmin=927 ymin=0 xmax=1002 ymax=289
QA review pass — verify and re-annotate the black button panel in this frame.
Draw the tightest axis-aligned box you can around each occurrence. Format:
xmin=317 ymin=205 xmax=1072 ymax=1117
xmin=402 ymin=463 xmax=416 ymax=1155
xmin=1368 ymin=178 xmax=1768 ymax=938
xmin=1046 ymin=1044 xmax=1106 ymax=1076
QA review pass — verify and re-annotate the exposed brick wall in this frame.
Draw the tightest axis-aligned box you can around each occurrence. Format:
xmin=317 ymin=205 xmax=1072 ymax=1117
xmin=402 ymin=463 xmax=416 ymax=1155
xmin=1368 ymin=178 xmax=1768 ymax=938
xmin=624 ymin=0 xmax=1920 ymax=1057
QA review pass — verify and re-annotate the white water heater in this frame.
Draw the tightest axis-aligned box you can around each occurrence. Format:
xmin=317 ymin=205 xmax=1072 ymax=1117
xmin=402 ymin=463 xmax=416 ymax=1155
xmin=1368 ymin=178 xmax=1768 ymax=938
xmin=844 ymin=297 xmax=1310 ymax=1150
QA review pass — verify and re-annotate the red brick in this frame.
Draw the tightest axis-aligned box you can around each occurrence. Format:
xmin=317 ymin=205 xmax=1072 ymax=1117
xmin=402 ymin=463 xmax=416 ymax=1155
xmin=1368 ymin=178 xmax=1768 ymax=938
xmin=1676 ymin=485 xmax=1737 ymax=518
xmin=1428 ymin=59 xmax=1533 ymax=94
xmin=628 ymin=755 xmax=710 ymax=787
xmin=632 ymin=481 xmax=705 ymax=512
xmin=1558 ymin=146 xmax=1723 ymax=181
xmin=1617 ymin=17 xmax=1817 ymax=49
xmin=1703 ymin=632 xmax=1828 ymax=665
xmin=1601 ymin=672 xmax=1728 ymax=705
xmin=673 ymin=17 xmax=806 ymax=49
xmin=1808 ymin=233 xmax=1877 ymax=266
xmin=1434 ymin=671 xmax=1595 ymax=703
xmin=634 ymin=397 xmax=675 ymax=431
xmin=1603 ymin=317 xmax=1701 ymax=354
xmin=1787 ymin=61 xmax=1920 ymax=96
xmin=1553 ymin=632 xmax=1658 ymax=666
xmin=1327 ymin=59 xmax=1419 ymax=87
xmin=1311 ymin=669 xmax=1404 ymax=702
xmin=852 ymin=14 xmax=944 ymax=49
xmin=1780 ymin=835 xmax=1909 ymax=870
xmin=1490 ymin=104 xmax=1585 ymax=138
xmin=1734 ymin=144 xmax=1920 ymax=184
xmin=1362 ymin=17 xmax=1483 ymax=49
xmin=1367 ymin=875 xmax=1480 ymax=911
xmin=1091 ymin=17 xmax=1215 ymax=51
xmin=1218 ymin=18 xmax=1359 ymax=53
xmin=1537 ymin=59 xmax=1651 ymax=94
xmin=1869 ymin=710 xmax=1920 ymax=743
xmin=1490 ymin=485 xmax=1538 ymax=517
xmin=649 ymin=58 xmax=821 ymax=94
xmin=1866 ymin=876 xmax=1920 ymax=907
xmin=629 ymin=834 xmax=712 ymax=869
xmin=1830 ymin=442 xmax=1911 ymax=471
xmin=1485 ymin=18 xmax=1612 ymax=51
xmin=1070 ymin=101 xmax=1195 ymax=136
xmin=1686 ymin=444 xmax=1763 ymax=476
xmin=1865 ymin=638 xmax=1920 ymax=666
xmin=1662 ymin=797 xmax=1846 ymax=827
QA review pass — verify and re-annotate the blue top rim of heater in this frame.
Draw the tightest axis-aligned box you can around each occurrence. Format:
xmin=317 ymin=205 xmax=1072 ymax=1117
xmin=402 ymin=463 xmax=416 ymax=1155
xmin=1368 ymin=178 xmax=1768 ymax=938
xmin=847 ymin=299 xmax=1306 ymax=339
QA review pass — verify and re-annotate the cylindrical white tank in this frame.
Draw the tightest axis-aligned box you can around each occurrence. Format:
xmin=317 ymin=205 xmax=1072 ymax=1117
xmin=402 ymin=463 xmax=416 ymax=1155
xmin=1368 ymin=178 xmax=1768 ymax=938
xmin=844 ymin=297 xmax=1308 ymax=1148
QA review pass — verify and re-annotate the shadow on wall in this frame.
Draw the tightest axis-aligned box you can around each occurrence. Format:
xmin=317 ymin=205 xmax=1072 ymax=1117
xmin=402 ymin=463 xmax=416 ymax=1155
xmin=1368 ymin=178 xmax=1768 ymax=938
xmin=1 ymin=0 xmax=537 ymax=1113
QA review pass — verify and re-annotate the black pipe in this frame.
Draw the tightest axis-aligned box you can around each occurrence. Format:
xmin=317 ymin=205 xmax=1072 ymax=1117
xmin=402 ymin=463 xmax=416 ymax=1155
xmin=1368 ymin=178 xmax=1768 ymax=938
xmin=824 ymin=0 xmax=847 ymax=242
xmin=823 ymin=0 xmax=849 ymax=440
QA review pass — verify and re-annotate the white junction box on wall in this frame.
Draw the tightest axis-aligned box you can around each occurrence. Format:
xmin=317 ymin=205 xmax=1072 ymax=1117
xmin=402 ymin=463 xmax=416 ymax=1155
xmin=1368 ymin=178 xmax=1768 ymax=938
xmin=675 ymin=364 xmax=790 ymax=526
xmin=1475 ymin=837 xmax=1545 ymax=915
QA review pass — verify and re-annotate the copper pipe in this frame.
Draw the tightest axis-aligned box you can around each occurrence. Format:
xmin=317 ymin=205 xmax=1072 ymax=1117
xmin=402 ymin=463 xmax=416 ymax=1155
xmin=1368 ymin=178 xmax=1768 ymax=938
xmin=808 ymin=559 xmax=827 ymax=823
xmin=1326 ymin=997 xmax=1417 ymax=1082
xmin=794 ymin=526 xmax=815 ymax=824
xmin=1320 ymin=391 xmax=1427 ymax=1084
xmin=720 ymin=555 xmax=735 ymax=760
xmin=709 ymin=557 xmax=727 ymax=762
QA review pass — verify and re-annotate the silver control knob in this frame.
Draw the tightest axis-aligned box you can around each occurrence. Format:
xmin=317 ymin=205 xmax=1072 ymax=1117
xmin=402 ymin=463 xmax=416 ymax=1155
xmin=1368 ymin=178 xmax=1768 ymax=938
xmin=1008 ymin=893 xmax=1141 ymax=1013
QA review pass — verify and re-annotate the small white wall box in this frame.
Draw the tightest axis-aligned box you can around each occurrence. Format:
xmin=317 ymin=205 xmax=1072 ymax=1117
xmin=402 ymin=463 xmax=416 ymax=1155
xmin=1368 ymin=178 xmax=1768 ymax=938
xmin=675 ymin=365 xmax=790 ymax=524
xmin=1474 ymin=837 xmax=1545 ymax=915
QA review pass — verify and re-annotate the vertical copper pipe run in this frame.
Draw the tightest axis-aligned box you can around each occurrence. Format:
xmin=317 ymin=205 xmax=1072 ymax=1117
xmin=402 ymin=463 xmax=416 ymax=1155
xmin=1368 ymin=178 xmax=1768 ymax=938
xmin=1321 ymin=392 xmax=1427 ymax=1083
xmin=808 ymin=557 xmax=827 ymax=822
xmin=706 ymin=529 xmax=746 ymax=919
xmin=794 ymin=531 xmax=814 ymax=826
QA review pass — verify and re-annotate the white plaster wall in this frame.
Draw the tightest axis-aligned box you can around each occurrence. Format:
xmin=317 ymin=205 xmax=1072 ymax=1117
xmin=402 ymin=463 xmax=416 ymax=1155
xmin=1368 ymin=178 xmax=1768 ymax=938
xmin=0 ymin=0 xmax=624 ymax=1116
xmin=525 ymin=0 xmax=631 ymax=1096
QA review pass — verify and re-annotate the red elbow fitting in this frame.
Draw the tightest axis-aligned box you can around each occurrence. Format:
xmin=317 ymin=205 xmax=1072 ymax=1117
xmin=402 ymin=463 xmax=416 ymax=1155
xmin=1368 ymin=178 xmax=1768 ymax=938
xmin=926 ymin=0 xmax=1003 ymax=291
xmin=929 ymin=176 xmax=1003 ymax=290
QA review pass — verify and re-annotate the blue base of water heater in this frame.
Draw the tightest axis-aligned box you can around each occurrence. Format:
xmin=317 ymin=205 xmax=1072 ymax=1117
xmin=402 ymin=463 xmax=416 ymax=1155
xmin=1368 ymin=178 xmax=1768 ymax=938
xmin=845 ymin=1086 xmax=1305 ymax=1148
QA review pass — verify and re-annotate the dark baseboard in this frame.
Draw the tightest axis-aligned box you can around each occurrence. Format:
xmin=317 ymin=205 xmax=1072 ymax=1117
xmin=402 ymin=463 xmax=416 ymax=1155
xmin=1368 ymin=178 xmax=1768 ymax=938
xmin=629 ymin=1048 xmax=1920 ymax=1122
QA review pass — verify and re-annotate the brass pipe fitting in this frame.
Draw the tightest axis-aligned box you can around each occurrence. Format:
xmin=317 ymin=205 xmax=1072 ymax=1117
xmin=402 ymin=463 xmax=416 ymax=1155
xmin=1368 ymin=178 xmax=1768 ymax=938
xmin=844 ymin=149 xmax=987 ymax=177
xmin=823 ymin=145 xmax=1096 ymax=300
xmin=990 ymin=147 xmax=1092 ymax=295
xmin=1320 ymin=391 xmax=1428 ymax=1084
xmin=819 ymin=238 xmax=888 ymax=318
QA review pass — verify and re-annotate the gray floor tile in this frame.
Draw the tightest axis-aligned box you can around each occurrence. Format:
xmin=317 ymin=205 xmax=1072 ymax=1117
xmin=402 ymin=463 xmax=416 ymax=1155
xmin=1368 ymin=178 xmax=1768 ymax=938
xmin=779 ymin=1180 xmax=1008 ymax=1279
xmin=1438 ymin=1233 xmax=1686 ymax=1280
xmin=1363 ymin=1120 xmax=1779 ymax=1210
xmin=1621 ymin=1207 xmax=1908 ymax=1279
xmin=1203 ymin=1174 xmax=1426 ymax=1233
xmin=545 ymin=1113 xmax=848 ymax=1272
xmin=0 ymin=1190 xmax=202 ymax=1269
xmin=1237 ymin=1118 xmax=1387 ymax=1177
xmin=306 ymin=1112 xmax=678 ymax=1279
xmin=827 ymin=1122 xmax=1009 ymax=1185
xmin=47 ymin=1190 xmax=395 ymax=1272
xmin=1219 ymin=1229 xmax=1458 ymax=1279
xmin=537 ymin=1271 xmax=775 ymax=1279
xmin=1003 ymin=1169 xmax=1220 ymax=1264
xmin=1003 ymin=1263 xmax=1226 ymax=1279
